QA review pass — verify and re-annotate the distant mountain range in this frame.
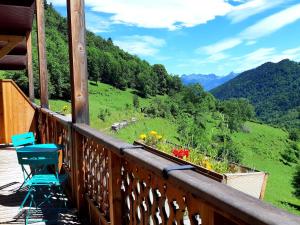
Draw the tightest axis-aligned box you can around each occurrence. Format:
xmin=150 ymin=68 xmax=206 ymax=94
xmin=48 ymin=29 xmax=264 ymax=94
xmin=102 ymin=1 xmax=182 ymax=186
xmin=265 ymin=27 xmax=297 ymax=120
xmin=211 ymin=59 xmax=300 ymax=127
xmin=181 ymin=72 xmax=238 ymax=90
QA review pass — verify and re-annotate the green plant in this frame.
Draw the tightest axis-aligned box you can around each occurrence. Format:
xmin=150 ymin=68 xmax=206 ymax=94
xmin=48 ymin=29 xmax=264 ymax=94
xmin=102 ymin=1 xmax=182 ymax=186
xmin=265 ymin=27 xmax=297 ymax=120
xmin=289 ymin=129 xmax=300 ymax=141
xmin=292 ymin=165 xmax=300 ymax=199
xmin=97 ymin=108 xmax=111 ymax=122
xmin=133 ymin=95 xmax=139 ymax=110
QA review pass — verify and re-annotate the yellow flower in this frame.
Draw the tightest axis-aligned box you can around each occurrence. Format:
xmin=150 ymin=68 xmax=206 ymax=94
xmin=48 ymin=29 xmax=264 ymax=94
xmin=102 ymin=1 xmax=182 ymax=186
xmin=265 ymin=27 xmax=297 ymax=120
xmin=139 ymin=134 xmax=147 ymax=140
xmin=62 ymin=105 xmax=68 ymax=111
xmin=205 ymin=162 xmax=212 ymax=171
xmin=156 ymin=135 xmax=163 ymax=140
xmin=149 ymin=130 xmax=157 ymax=136
xmin=202 ymin=157 xmax=212 ymax=171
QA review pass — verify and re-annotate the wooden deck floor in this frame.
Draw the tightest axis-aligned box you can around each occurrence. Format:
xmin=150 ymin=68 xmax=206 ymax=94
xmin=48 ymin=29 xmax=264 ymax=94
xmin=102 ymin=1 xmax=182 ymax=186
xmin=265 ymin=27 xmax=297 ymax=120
xmin=0 ymin=149 xmax=83 ymax=225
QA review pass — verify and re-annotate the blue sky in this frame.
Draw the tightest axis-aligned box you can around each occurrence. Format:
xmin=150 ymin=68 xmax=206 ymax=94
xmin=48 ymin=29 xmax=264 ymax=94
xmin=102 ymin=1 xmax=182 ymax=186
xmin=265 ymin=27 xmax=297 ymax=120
xmin=49 ymin=0 xmax=300 ymax=76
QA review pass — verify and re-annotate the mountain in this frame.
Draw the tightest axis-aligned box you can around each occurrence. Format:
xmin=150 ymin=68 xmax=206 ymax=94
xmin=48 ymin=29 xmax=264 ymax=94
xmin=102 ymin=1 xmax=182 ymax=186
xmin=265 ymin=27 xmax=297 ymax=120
xmin=211 ymin=59 xmax=300 ymax=126
xmin=181 ymin=72 xmax=237 ymax=90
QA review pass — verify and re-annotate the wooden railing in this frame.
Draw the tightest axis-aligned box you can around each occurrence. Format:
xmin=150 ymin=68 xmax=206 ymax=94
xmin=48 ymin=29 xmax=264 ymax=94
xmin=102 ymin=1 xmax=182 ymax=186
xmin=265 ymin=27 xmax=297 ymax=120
xmin=35 ymin=107 xmax=300 ymax=225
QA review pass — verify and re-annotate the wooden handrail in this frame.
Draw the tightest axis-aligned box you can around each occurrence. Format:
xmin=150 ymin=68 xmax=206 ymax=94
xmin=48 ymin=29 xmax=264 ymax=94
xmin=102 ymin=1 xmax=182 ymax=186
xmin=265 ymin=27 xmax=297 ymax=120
xmin=37 ymin=109 xmax=300 ymax=225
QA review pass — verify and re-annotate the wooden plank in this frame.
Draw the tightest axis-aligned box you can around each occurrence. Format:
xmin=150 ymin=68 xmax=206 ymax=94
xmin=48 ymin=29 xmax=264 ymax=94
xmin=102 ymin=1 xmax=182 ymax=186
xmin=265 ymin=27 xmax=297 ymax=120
xmin=67 ymin=0 xmax=89 ymax=124
xmin=0 ymin=80 xmax=35 ymax=144
xmin=0 ymin=41 xmax=18 ymax=59
xmin=26 ymin=31 xmax=34 ymax=102
xmin=259 ymin=173 xmax=269 ymax=200
xmin=108 ymin=151 xmax=122 ymax=225
xmin=36 ymin=0 xmax=48 ymax=108
xmin=0 ymin=35 xmax=25 ymax=43
xmin=0 ymin=82 xmax=4 ymax=143
xmin=73 ymin=131 xmax=86 ymax=216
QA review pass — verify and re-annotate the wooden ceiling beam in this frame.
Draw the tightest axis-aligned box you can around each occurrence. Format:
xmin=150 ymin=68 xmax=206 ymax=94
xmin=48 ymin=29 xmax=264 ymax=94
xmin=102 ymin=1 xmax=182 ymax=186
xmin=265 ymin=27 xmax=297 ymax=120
xmin=0 ymin=35 xmax=25 ymax=43
xmin=0 ymin=35 xmax=25 ymax=60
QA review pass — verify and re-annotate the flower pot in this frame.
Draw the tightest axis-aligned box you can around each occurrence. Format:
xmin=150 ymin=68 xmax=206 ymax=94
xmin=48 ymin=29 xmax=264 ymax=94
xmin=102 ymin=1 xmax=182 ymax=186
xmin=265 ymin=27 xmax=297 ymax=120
xmin=134 ymin=140 xmax=268 ymax=199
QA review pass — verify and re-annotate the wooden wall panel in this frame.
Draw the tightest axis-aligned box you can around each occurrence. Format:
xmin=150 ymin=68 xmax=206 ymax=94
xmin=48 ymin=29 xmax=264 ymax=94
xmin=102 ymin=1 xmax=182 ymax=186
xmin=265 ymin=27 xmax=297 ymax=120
xmin=0 ymin=83 xmax=4 ymax=143
xmin=0 ymin=79 xmax=35 ymax=144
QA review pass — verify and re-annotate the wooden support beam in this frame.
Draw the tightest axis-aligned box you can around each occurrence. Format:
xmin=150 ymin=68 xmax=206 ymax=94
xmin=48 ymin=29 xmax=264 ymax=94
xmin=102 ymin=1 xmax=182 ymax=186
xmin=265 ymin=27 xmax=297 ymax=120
xmin=0 ymin=35 xmax=25 ymax=60
xmin=0 ymin=35 xmax=25 ymax=43
xmin=67 ymin=0 xmax=89 ymax=124
xmin=36 ymin=0 xmax=48 ymax=108
xmin=26 ymin=31 xmax=34 ymax=102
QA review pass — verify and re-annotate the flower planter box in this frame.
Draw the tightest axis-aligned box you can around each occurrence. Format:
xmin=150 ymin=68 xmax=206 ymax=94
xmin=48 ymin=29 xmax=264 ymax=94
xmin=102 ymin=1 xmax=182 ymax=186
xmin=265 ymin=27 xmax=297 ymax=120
xmin=134 ymin=141 xmax=268 ymax=199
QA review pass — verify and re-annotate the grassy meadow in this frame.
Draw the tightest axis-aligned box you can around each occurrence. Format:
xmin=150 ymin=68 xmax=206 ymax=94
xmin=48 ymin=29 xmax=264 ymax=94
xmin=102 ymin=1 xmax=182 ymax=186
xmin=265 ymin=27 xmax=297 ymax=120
xmin=46 ymin=82 xmax=299 ymax=215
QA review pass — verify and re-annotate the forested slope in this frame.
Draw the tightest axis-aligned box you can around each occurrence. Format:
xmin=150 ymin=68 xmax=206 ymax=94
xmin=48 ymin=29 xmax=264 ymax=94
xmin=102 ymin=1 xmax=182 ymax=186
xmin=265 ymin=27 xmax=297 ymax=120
xmin=211 ymin=59 xmax=300 ymax=127
xmin=5 ymin=2 xmax=182 ymax=99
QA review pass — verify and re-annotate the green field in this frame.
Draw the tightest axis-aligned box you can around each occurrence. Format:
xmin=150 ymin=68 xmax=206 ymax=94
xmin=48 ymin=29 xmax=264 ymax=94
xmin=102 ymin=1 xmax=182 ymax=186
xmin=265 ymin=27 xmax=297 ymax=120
xmin=47 ymin=82 xmax=300 ymax=215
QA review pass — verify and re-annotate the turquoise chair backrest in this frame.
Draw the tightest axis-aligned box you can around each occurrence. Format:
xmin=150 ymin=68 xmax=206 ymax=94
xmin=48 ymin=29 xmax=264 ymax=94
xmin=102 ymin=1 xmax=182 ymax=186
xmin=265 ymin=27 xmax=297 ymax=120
xmin=12 ymin=132 xmax=35 ymax=147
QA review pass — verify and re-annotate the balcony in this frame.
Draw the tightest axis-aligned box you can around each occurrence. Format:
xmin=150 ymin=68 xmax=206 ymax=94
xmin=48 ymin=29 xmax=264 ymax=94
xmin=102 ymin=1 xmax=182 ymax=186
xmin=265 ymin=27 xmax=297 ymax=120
xmin=0 ymin=1 xmax=299 ymax=224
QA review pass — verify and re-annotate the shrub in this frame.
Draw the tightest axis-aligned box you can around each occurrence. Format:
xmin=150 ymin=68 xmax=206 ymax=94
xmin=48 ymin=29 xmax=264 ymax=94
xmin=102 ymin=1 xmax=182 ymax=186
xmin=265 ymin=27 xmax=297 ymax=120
xmin=289 ymin=129 xmax=300 ymax=141
xmin=97 ymin=108 xmax=111 ymax=121
xmin=217 ymin=140 xmax=242 ymax=163
xmin=281 ymin=143 xmax=300 ymax=164
xmin=133 ymin=95 xmax=139 ymax=109
xmin=143 ymin=98 xmax=171 ymax=118
xmin=292 ymin=165 xmax=300 ymax=199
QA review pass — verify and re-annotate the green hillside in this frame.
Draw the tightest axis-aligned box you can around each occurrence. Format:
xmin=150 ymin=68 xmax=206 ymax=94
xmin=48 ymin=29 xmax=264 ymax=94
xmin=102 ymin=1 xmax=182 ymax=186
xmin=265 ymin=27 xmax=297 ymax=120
xmin=211 ymin=59 xmax=300 ymax=128
xmin=46 ymin=82 xmax=300 ymax=215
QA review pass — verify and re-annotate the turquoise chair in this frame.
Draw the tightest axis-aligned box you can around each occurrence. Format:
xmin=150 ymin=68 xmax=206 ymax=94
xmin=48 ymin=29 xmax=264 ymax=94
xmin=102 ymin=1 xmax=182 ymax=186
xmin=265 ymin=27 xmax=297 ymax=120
xmin=16 ymin=149 xmax=67 ymax=224
xmin=11 ymin=132 xmax=36 ymax=188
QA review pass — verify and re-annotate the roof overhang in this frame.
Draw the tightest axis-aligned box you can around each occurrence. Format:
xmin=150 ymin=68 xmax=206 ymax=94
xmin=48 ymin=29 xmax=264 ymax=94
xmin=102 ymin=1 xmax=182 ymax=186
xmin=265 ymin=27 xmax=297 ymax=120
xmin=0 ymin=0 xmax=35 ymax=70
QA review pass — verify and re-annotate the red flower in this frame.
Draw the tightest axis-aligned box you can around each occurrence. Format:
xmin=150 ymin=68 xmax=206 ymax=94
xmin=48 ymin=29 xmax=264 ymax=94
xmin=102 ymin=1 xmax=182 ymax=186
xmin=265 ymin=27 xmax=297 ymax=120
xmin=172 ymin=148 xmax=190 ymax=159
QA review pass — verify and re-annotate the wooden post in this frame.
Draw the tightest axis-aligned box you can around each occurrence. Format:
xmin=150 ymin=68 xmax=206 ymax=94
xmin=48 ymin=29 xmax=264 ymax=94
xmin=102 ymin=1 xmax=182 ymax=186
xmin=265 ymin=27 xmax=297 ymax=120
xmin=108 ymin=151 xmax=123 ymax=225
xmin=67 ymin=0 xmax=89 ymax=124
xmin=26 ymin=31 xmax=34 ymax=102
xmin=36 ymin=0 xmax=49 ymax=108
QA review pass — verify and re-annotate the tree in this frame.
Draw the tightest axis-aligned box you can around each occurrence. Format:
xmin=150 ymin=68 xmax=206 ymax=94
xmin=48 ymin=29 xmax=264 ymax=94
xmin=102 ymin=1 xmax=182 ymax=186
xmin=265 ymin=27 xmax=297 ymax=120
xmin=153 ymin=64 xmax=168 ymax=94
xmin=133 ymin=95 xmax=139 ymax=110
xmin=289 ymin=129 xmax=300 ymax=141
xmin=292 ymin=165 xmax=300 ymax=199
xmin=218 ymin=98 xmax=255 ymax=132
xmin=87 ymin=47 xmax=100 ymax=83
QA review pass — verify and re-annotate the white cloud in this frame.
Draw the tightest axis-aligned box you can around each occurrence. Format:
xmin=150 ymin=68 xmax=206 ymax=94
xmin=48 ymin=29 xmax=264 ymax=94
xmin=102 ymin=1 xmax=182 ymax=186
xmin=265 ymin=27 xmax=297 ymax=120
xmin=228 ymin=0 xmax=286 ymax=23
xmin=200 ymin=38 xmax=242 ymax=55
xmin=199 ymin=3 xmax=300 ymax=57
xmin=48 ymin=0 xmax=234 ymax=30
xmin=240 ymin=3 xmax=300 ymax=40
xmin=114 ymin=35 xmax=166 ymax=57
xmin=207 ymin=52 xmax=229 ymax=61
xmin=230 ymin=46 xmax=300 ymax=72
xmin=283 ymin=46 xmax=300 ymax=55
xmin=245 ymin=40 xmax=257 ymax=45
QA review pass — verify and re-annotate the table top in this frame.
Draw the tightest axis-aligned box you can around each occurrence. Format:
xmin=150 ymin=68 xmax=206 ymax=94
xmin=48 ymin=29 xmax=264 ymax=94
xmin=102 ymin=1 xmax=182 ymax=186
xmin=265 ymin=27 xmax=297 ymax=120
xmin=17 ymin=143 xmax=62 ymax=153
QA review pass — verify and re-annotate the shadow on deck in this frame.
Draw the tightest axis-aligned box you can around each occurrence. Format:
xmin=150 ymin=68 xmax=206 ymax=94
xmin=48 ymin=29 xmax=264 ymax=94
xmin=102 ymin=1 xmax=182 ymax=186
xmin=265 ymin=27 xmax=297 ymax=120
xmin=0 ymin=149 xmax=83 ymax=225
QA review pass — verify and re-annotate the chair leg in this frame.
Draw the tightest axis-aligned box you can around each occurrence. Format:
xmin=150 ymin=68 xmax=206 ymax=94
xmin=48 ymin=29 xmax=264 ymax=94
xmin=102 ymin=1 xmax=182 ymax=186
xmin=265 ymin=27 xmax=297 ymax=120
xmin=58 ymin=185 xmax=67 ymax=208
xmin=19 ymin=187 xmax=33 ymax=210
xmin=25 ymin=192 xmax=34 ymax=225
